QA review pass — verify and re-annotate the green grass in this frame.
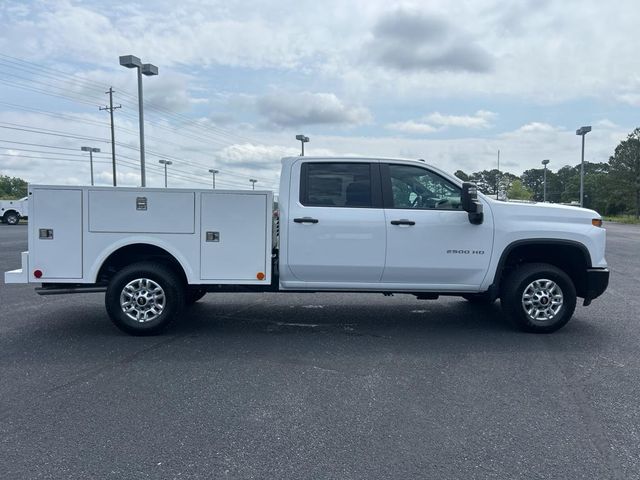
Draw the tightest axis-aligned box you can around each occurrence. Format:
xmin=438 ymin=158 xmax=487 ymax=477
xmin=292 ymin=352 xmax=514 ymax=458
xmin=603 ymin=215 xmax=640 ymax=225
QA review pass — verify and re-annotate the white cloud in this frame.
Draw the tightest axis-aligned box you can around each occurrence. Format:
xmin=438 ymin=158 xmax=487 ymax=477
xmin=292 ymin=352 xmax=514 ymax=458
xmin=386 ymin=121 xmax=439 ymax=134
xmin=511 ymin=122 xmax=556 ymax=134
xmin=425 ymin=110 xmax=496 ymax=129
xmin=256 ymin=92 xmax=372 ymax=128
xmin=387 ymin=110 xmax=496 ymax=134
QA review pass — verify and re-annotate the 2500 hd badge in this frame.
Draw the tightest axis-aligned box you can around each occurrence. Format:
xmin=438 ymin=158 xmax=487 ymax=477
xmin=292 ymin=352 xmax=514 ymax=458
xmin=447 ymin=249 xmax=485 ymax=254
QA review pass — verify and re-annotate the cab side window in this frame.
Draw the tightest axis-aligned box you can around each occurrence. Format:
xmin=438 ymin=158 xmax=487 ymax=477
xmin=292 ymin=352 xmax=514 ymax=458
xmin=388 ymin=164 xmax=462 ymax=210
xmin=300 ymin=163 xmax=372 ymax=208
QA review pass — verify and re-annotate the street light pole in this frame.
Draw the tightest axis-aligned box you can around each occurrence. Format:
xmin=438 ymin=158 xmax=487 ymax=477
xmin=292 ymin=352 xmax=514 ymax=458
xmin=576 ymin=126 xmax=592 ymax=207
xmin=81 ymin=146 xmax=101 ymax=186
xmin=208 ymin=169 xmax=219 ymax=189
xmin=250 ymin=179 xmax=257 ymax=190
xmin=542 ymin=159 xmax=550 ymax=202
xmin=295 ymin=134 xmax=310 ymax=156
xmin=119 ymin=55 xmax=158 ymax=187
xmin=159 ymin=159 xmax=172 ymax=188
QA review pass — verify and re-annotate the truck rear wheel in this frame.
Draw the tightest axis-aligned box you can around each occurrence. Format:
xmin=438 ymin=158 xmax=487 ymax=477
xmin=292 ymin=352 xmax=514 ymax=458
xmin=105 ymin=262 xmax=185 ymax=336
xmin=501 ymin=263 xmax=576 ymax=333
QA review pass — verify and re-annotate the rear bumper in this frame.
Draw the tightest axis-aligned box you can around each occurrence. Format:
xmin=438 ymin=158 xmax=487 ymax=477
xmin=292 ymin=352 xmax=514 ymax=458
xmin=583 ymin=267 xmax=609 ymax=305
xmin=4 ymin=252 xmax=29 ymax=284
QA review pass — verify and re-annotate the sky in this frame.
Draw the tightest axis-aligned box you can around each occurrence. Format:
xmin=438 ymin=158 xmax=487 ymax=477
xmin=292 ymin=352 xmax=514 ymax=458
xmin=0 ymin=0 xmax=638 ymax=191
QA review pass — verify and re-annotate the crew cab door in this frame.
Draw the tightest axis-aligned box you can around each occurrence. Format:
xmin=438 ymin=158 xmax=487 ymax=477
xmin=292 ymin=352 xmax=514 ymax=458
xmin=285 ymin=161 xmax=386 ymax=283
xmin=381 ymin=163 xmax=494 ymax=289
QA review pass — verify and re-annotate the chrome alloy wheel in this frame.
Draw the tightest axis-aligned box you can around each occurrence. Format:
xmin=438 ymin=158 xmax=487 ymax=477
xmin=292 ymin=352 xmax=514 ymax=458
xmin=120 ymin=278 xmax=166 ymax=323
xmin=521 ymin=278 xmax=564 ymax=323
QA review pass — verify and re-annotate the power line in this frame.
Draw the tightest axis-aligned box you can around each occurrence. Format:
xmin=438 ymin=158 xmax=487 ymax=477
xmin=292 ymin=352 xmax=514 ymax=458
xmin=0 ymin=53 xmax=272 ymax=149
xmin=0 ymin=138 xmax=104 ymax=151
xmin=0 ymin=72 xmax=260 ymax=153
xmin=0 ymin=54 xmax=264 ymax=145
xmin=0 ymin=152 xmax=111 ymax=164
xmin=0 ymin=121 xmax=279 ymax=188
xmin=0 ymin=145 xmax=111 ymax=158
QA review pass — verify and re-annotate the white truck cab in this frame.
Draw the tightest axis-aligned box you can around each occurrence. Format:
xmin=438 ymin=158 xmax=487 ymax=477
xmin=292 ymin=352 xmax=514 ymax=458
xmin=4 ymin=157 xmax=609 ymax=335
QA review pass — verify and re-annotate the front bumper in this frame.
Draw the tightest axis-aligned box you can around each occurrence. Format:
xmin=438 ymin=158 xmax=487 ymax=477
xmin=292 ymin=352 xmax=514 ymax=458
xmin=583 ymin=267 xmax=609 ymax=305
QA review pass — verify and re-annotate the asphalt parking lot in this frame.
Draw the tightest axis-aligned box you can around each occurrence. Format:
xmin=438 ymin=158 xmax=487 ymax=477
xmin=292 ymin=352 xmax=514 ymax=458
xmin=1 ymin=223 xmax=639 ymax=479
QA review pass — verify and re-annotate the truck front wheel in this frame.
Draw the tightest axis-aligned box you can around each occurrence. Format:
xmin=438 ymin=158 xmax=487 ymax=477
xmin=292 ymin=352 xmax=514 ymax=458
xmin=105 ymin=262 xmax=185 ymax=336
xmin=501 ymin=263 xmax=576 ymax=333
xmin=4 ymin=212 xmax=19 ymax=225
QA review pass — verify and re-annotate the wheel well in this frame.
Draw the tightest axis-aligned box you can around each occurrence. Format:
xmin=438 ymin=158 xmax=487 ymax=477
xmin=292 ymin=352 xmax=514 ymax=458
xmin=3 ymin=209 xmax=19 ymax=217
xmin=497 ymin=242 xmax=591 ymax=298
xmin=97 ymin=244 xmax=187 ymax=284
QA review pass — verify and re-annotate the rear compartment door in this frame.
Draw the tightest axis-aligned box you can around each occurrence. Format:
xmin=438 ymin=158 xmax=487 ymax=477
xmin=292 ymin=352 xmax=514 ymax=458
xmin=30 ymin=189 xmax=83 ymax=279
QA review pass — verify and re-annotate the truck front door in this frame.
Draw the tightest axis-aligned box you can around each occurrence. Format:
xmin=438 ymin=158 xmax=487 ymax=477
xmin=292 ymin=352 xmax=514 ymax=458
xmin=285 ymin=161 xmax=386 ymax=284
xmin=381 ymin=163 xmax=494 ymax=289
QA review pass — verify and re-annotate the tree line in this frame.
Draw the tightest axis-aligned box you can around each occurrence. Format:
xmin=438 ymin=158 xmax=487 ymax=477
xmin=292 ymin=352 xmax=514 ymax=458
xmin=0 ymin=175 xmax=27 ymax=199
xmin=454 ymin=127 xmax=640 ymax=218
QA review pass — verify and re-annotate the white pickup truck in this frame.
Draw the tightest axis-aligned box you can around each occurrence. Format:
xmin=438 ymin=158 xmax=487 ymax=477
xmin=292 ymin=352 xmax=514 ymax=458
xmin=0 ymin=197 xmax=28 ymax=225
xmin=4 ymin=156 xmax=609 ymax=335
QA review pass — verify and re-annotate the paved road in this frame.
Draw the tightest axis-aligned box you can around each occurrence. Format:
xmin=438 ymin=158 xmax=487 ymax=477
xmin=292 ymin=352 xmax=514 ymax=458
xmin=0 ymin=223 xmax=638 ymax=479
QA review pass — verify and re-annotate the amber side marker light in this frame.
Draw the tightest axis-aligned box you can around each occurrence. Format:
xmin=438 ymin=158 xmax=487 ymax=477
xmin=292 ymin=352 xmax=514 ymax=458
xmin=256 ymin=272 xmax=265 ymax=280
xmin=592 ymin=219 xmax=603 ymax=227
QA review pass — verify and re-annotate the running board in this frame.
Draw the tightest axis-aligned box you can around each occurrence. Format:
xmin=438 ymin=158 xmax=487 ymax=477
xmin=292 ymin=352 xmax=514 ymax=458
xmin=35 ymin=286 xmax=107 ymax=296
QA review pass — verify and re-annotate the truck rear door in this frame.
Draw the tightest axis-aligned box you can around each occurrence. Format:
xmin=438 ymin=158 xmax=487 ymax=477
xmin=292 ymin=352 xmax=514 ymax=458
xmin=286 ymin=160 xmax=386 ymax=283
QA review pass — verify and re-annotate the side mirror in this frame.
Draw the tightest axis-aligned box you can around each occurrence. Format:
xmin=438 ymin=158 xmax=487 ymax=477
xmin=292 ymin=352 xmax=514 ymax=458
xmin=461 ymin=182 xmax=484 ymax=225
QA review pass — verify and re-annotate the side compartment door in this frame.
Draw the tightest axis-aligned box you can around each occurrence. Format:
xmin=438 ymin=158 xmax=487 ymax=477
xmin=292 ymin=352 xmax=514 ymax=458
xmin=200 ymin=192 xmax=268 ymax=281
xmin=286 ymin=161 xmax=386 ymax=284
xmin=381 ymin=163 xmax=494 ymax=288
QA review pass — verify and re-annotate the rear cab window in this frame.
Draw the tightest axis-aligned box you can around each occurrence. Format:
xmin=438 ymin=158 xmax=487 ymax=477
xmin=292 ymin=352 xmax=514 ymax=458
xmin=300 ymin=162 xmax=380 ymax=208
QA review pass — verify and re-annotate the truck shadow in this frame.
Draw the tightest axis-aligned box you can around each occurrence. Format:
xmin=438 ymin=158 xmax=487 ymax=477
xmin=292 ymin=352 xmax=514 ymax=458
xmin=0 ymin=294 xmax=606 ymax=364
xmin=166 ymin=294 xmax=604 ymax=354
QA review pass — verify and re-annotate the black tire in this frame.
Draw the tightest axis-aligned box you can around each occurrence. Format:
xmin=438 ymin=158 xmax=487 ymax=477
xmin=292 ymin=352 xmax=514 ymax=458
xmin=501 ymin=263 xmax=576 ymax=333
xmin=105 ymin=262 xmax=185 ymax=336
xmin=4 ymin=212 xmax=19 ymax=225
xmin=462 ymin=292 xmax=495 ymax=305
xmin=186 ymin=288 xmax=207 ymax=305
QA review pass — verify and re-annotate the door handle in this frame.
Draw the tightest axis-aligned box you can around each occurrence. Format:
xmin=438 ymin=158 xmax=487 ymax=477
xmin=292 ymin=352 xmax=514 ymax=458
xmin=390 ymin=219 xmax=415 ymax=226
xmin=294 ymin=217 xmax=319 ymax=224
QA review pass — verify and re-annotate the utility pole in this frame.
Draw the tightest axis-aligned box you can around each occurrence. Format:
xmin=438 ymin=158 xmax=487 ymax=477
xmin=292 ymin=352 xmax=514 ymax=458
xmin=99 ymin=87 xmax=121 ymax=186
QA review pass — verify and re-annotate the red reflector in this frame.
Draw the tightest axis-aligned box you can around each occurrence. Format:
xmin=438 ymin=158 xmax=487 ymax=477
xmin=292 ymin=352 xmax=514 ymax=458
xmin=34 ymin=269 xmax=43 ymax=279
